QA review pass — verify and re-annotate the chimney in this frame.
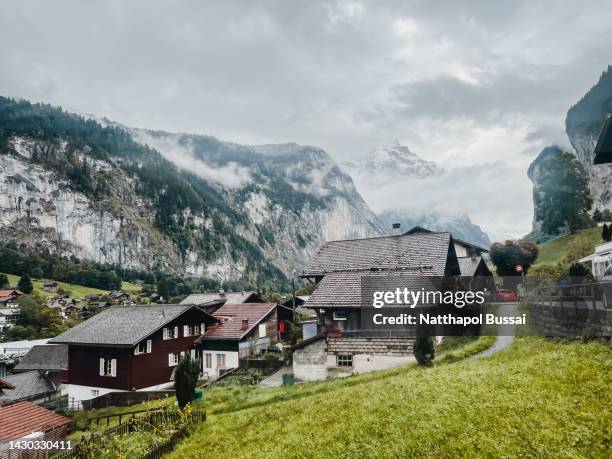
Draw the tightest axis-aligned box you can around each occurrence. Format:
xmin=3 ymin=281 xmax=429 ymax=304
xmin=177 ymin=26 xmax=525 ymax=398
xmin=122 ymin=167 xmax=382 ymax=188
xmin=392 ymin=222 xmax=401 ymax=235
xmin=241 ymin=318 xmax=249 ymax=330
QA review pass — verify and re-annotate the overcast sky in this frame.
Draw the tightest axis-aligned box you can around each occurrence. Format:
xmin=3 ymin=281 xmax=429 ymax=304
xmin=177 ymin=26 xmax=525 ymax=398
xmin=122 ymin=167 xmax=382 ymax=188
xmin=1 ymin=1 xmax=611 ymax=241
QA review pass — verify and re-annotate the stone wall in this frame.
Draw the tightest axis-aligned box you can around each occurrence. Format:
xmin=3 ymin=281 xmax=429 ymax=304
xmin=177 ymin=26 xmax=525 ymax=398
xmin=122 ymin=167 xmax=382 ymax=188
xmin=327 ymin=337 xmax=414 ymax=356
xmin=293 ymin=338 xmax=328 ymax=381
xmin=529 ymin=303 xmax=612 ymax=337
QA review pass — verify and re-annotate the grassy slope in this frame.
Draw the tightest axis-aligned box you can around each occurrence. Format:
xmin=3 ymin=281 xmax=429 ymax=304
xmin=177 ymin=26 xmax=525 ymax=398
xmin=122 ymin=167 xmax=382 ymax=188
xmin=2 ymin=273 xmax=141 ymax=300
xmin=534 ymin=226 xmax=602 ymax=266
xmin=171 ymin=338 xmax=611 ymax=458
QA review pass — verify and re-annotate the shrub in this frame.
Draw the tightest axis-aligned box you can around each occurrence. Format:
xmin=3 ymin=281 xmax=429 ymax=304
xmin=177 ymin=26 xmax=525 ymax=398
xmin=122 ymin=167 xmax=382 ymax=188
xmin=414 ymin=336 xmax=435 ymax=366
xmin=175 ymin=355 xmax=200 ymax=409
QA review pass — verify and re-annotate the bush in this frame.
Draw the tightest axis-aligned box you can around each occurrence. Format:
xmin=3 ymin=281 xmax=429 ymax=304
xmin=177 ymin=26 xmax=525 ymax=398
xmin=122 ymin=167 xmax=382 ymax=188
xmin=174 ymin=356 xmax=200 ymax=409
xmin=17 ymin=275 xmax=33 ymax=294
xmin=414 ymin=336 xmax=435 ymax=366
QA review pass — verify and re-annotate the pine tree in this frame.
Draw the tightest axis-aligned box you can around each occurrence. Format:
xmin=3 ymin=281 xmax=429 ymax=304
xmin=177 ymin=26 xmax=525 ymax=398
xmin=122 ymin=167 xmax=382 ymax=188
xmin=174 ymin=355 xmax=200 ymax=409
xmin=414 ymin=336 xmax=435 ymax=366
xmin=603 ymin=223 xmax=611 ymax=242
xmin=0 ymin=273 xmax=9 ymax=289
xmin=17 ymin=274 xmax=33 ymax=294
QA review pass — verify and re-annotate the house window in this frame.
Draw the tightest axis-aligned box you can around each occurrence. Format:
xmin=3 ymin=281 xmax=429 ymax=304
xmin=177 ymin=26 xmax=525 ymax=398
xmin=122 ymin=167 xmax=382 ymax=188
xmin=337 ymin=355 xmax=353 ymax=367
xmin=99 ymin=358 xmax=116 ymax=377
xmin=91 ymin=390 xmax=100 ymax=398
xmin=205 ymin=353 xmax=212 ymax=368
xmin=168 ymin=352 xmax=180 ymax=367
xmin=216 ymin=353 xmax=226 ymax=368
xmin=163 ymin=327 xmax=178 ymax=340
xmin=258 ymin=323 xmax=267 ymax=338
xmin=194 ymin=324 xmax=201 ymax=335
xmin=183 ymin=325 xmax=195 ymax=337
xmin=333 ymin=311 xmax=347 ymax=321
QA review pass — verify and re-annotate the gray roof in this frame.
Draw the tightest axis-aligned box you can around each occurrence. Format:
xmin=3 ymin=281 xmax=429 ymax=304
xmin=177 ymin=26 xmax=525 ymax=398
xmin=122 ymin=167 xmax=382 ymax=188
xmin=305 ymin=271 xmax=441 ymax=308
xmin=0 ymin=371 xmax=55 ymax=403
xmin=457 ymin=257 xmax=491 ymax=277
xmin=14 ymin=345 xmax=68 ymax=372
xmin=180 ymin=291 xmax=258 ymax=306
xmin=49 ymin=304 xmax=208 ymax=347
xmin=301 ymin=232 xmax=454 ymax=277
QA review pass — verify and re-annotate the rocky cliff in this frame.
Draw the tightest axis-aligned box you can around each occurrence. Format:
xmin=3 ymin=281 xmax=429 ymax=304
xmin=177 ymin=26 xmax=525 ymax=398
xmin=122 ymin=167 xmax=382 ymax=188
xmin=0 ymin=97 xmax=383 ymax=283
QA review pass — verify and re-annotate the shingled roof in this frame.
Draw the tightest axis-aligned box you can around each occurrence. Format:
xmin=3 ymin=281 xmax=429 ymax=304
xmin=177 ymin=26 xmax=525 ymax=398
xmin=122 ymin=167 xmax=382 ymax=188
xmin=49 ymin=304 xmax=216 ymax=347
xmin=198 ymin=303 xmax=278 ymax=341
xmin=0 ymin=401 xmax=71 ymax=442
xmin=180 ymin=291 xmax=259 ymax=306
xmin=14 ymin=345 xmax=68 ymax=372
xmin=301 ymin=232 xmax=456 ymax=277
xmin=305 ymin=271 xmax=441 ymax=308
xmin=0 ymin=371 xmax=56 ymax=404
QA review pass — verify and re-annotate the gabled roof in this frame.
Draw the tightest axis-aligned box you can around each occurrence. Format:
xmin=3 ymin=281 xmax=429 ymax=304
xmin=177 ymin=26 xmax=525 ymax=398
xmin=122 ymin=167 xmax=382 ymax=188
xmin=14 ymin=345 xmax=68 ymax=372
xmin=305 ymin=271 xmax=440 ymax=308
xmin=180 ymin=291 xmax=259 ymax=306
xmin=49 ymin=304 xmax=217 ymax=347
xmin=457 ymin=257 xmax=492 ymax=277
xmin=0 ymin=371 xmax=55 ymax=404
xmin=198 ymin=303 xmax=278 ymax=341
xmin=0 ymin=289 xmax=23 ymax=297
xmin=0 ymin=401 xmax=71 ymax=442
xmin=404 ymin=226 xmax=489 ymax=253
xmin=301 ymin=232 xmax=453 ymax=277
xmin=594 ymin=114 xmax=612 ymax=164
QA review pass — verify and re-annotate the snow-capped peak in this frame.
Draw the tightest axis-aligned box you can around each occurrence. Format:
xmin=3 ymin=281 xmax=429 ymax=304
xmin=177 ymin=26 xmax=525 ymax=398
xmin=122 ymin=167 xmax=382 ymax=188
xmin=345 ymin=142 xmax=437 ymax=178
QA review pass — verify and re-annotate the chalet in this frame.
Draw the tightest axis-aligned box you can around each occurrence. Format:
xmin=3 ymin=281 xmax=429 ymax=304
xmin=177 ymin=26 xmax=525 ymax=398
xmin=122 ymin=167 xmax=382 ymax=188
xmin=49 ymin=304 xmax=219 ymax=407
xmin=0 ymin=289 xmax=23 ymax=301
xmin=195 ymin=303 xmax=292 ymax=378
xmin=297 ymin=231 xmax=461 ymax=379
xmin=0 ymin=401 xmax=71 ymax=448
xmin=0 ymin=307 xmax=19 ymax=332
xmin=48 ymin=295 xmax=72 ymax=309
xmin=61 ymin=303 xmax=83 ymax=319
xmin=180 ymin=290 xmax=262 ymax=314
xmin=43 ymin=281 xmax=59 ymax=292
xmin=594 ymin=114 xmax=612 ymax=164
xmin=109 ymin=291 xmax=130 ymax=302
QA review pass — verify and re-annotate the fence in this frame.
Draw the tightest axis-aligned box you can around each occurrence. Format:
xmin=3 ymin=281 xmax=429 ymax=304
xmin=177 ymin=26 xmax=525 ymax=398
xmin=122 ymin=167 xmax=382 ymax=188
xmin=81 ymin=390 xmax=175 ymax=410
xmin=52 ymin=410 xmax=206 ymax=459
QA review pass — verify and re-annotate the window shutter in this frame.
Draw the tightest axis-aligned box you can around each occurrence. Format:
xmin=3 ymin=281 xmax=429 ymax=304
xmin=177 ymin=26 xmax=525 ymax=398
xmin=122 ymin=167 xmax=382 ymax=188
xmin=183 ymin=325 xmax=189 ymax=337
xmin=146 ymin=339 xmax=152 ymax=353
xmin=99 ymin=358 xmax=104 ymax=376
xmin=163 ymin=327 xmax=168 ymax=340
xmin=134 ymin=346 xmax=138 ymax=356
xmin=168 ymin=353 xmax=173 ymax=366
xmin=190 ymin=349 xmax=196 ymax=360
xmin=174 ymin=326 xmax=179 ymax=338
xmin=111 ymin=359 xmax=117 ymax=377
xmin=201 ymin=323 xmax=205 ymax=334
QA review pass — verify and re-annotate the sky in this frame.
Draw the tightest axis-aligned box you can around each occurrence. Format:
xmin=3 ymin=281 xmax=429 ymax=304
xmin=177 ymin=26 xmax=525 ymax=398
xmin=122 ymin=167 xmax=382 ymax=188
xmin=1 ymin=0 xmax=611 ymax=241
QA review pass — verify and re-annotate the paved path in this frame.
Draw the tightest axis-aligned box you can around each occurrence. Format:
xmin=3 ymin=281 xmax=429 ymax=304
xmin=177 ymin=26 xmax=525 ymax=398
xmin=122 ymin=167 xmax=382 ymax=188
xmin=258 ymin=366 xmax=292 ymax=388
xmin=470 ymin=302 xmax=519 ymax=360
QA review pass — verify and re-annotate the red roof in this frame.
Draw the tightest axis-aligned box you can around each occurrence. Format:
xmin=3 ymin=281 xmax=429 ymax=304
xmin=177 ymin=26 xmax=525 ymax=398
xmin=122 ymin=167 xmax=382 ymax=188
xmin=0 ymin=289 xmax=23 ymax=298
xmin=0 ymin=401 xmax=71 ymax=441
xmin=200 ymin=303 xmax=277 ymax=340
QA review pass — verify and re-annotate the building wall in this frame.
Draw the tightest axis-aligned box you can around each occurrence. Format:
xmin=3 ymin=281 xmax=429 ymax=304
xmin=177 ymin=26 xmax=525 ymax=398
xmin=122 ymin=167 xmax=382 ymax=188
xmin=67 ymin=383 xmax=126 ymax=406
xmin=67 ymin=308 xmax=216 ymax=393
xmin=293 ymin=338 xmax=328 ymax=381
xmin=200 ymin=350 xmax=239 ymax=378
xmin=351 ymin=354 xmax=415 ymax=374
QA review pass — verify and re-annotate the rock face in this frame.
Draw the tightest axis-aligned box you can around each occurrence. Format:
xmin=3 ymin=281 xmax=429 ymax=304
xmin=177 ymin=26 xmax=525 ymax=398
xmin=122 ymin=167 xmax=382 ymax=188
xmin=565 ymin=66 xmax=612 ymax=210
xmin=377 ymin=208 xmax=491 ymax=248
xmin=0 ymin=97 xmax=383 ymax=282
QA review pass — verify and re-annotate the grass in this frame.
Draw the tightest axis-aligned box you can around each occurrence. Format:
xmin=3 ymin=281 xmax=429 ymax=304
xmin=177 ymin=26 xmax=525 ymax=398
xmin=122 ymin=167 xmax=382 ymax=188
xmin=169 ymin=338 xmax=611 ymax=458
xmin=534 ymin=226 xmax=603 ymax=267
xmin=3 ymin=273 xmax=141 ymax=300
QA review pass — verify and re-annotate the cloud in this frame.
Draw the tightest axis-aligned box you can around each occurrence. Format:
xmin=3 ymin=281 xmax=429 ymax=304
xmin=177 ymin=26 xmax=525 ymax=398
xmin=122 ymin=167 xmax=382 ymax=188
xmin=0 ymin=0 xmax=611 ymax=239
xmin=133 ymin=131 xmax=252 ymax=189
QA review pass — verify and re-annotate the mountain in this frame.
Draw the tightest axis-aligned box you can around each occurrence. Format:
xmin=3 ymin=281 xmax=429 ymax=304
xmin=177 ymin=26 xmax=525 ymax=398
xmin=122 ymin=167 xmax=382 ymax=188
xmin=565 ymin=66 xmax=612 ymax=210
xmin=344 ymin=141 xmax=437 ymax=179
xmin=377 ymin=209 xmax=491 ymax=248
xmin=527 ymin=66 xmax=612 ymax=241
xmin=0 ymin=97 xmax=383 ymax=284
xmin=344 ymin=141 xmax=491 ymax=247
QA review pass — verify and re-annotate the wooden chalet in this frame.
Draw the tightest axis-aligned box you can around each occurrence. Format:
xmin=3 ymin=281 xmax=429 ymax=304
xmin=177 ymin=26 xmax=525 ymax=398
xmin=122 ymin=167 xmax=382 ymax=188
xmin=49 ymin=304 xmax=219 ymax=407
